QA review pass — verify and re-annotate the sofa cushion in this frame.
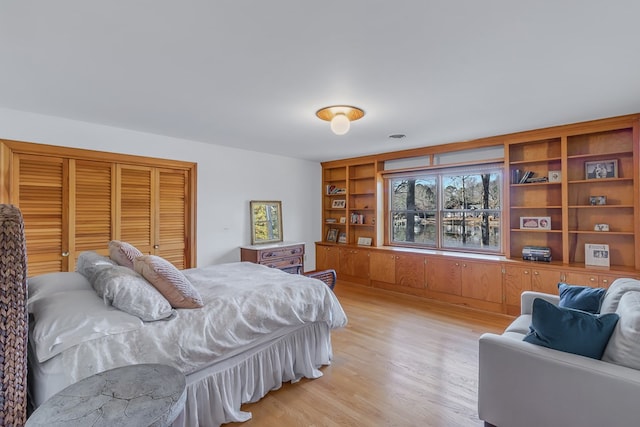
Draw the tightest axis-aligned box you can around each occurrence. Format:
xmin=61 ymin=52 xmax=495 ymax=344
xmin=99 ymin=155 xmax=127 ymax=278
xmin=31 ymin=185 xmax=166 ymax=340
xmin=558 ymin=283 xmax=605 ymax=314
xmin=600 ymin=278 xmax=640 ymax=314
xmin=505 ymin=314 xmax=532 ymax=335
xmin=601 ymin=291 xmax=640 ymax=369
xmin=523 ymin=298 xmax=619 ymax=359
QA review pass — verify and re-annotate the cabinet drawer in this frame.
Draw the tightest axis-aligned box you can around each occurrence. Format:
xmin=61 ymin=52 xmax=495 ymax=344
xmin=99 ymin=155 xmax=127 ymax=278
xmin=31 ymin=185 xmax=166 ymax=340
xmin=259 ymin=245 xmax=304 ymax=261
xmin=262 ymin=256 xmax=303 ymax=269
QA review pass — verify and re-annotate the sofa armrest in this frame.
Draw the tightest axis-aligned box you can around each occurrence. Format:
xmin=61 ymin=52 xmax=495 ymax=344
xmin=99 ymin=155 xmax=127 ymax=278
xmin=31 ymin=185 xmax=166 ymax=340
xmin=521 ymin=291 xmax=559 ymax=315
xmin=478 ymin=333 xmax=640 ymax=427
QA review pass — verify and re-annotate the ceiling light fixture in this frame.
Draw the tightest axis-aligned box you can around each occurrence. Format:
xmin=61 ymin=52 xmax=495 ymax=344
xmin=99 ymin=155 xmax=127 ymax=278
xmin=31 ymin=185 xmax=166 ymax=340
xmin=316 ymin=105 xmax=365 ymax=135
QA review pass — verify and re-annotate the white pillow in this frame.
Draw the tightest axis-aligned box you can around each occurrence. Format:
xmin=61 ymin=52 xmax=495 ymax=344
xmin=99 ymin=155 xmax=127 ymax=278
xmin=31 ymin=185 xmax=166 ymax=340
xmin=92 ymin=265 xmax=175 ymax=321
xmin=76 ymin=251 xmax=116 ymax=281
xmin=29 ymin=289 xmax=143 ymax=362
xmin=27 ymin=272 xmax=93 ymax=312
xmin=600 ymin=278 xmax=640 ymax=313
xmin=602 ymin=291 xmax=640 ymax=369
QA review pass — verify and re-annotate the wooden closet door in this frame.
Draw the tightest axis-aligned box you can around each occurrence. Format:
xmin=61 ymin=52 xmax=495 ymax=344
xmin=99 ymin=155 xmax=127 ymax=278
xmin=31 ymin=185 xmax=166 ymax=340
xmin=12 ymin=154 xmax=69 ymax=275
xmin=117 ymin=165 xmax=154 ymax=255
xmin=70 ymin=159 xmax=115 ymax=269
xmin=155 ymin=168 xmax=189 ymax=269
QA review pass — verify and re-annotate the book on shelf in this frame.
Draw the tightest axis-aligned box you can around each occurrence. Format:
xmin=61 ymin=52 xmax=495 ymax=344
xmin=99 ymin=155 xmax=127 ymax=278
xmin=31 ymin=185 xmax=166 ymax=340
xmin=326 ymin=185 xmax=346 ymax=195
xmin=526 ymin=176 xmax=548 ymax=183
xmin=519 ymin=170 xmax=533 ymax=184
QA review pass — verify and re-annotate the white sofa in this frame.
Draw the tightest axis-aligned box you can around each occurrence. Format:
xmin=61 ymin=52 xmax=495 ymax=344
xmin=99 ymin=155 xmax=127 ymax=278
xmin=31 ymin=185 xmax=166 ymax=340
xmin=478 ymin=279 xmax=640 ymax=427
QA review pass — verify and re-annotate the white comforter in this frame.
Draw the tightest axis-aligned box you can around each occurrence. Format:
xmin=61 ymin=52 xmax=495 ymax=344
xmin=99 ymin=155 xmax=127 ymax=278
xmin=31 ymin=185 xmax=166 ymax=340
xmin=41 ymin=262 xmax=347 ymax=383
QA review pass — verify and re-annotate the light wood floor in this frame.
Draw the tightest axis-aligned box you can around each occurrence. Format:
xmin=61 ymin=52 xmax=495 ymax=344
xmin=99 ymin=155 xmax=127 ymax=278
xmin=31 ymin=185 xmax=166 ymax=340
xmin=229 ymin=281 xmax=513 ymax=427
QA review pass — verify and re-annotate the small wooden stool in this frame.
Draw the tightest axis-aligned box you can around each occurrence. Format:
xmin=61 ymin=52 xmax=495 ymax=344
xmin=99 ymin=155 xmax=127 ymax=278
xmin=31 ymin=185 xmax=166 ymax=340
xmin=26 ymin=364 xmax=186 ymax=427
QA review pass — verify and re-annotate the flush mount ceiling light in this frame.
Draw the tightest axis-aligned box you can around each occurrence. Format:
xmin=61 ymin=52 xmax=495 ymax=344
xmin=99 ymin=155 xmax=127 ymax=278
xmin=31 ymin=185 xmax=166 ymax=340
xmin=316 ymin=105 xmax=365 ymax=135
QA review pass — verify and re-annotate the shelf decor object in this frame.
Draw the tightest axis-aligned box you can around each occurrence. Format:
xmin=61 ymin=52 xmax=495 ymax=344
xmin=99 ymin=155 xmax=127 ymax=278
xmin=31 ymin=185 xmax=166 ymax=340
xmin=548 ymin=170 xmax=561 ymax=182
xmin=585 ymin=159 xmax=618 ymax=179
xmin=585 ymin=244 xmax=610 ymax=267
xmin=331 ymin=199 xmax=346 ymax=208
xmin=520 ymin=216 xmax=551 ymax=230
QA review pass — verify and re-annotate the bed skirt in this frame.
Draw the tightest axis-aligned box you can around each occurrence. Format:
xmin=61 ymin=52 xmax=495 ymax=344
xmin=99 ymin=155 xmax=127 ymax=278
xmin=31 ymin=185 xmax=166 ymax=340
xmin=172 ymin=321 xmax=333 ymax=426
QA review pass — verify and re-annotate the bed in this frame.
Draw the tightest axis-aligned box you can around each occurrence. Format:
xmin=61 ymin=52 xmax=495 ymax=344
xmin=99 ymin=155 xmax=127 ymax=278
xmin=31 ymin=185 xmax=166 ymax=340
xmin=26 ymin=252 xmax=348 ymax=426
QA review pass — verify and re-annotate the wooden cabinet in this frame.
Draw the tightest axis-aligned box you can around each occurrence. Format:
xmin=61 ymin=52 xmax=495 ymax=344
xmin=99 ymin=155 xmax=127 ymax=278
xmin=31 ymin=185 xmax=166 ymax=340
xmin=530 ymin=267 xmax=564 ymax=295
xmin=347 ymin=162 xmax=377 ymax=246
xmin=1 ymin=140 xmax=196 ymax=275
xmin=316 ymin=243 xmax=340 ymax=272
xmin=322 ymin=165 xmax=348 ymax=244
xmin=426 ymin=257 xmax=502 ymax=303
xmin=503 ymin=263 xmax=638 ymax=314
xmin=317 ymin=114 xmax=640 ymax=315
xmin=503 ymin=264 xmax=532 ymax=315
xmin=506 ymin=116 xmax=640 ymax=270
xmin=369 ymin=251 xmax=396 ymax=284
xmin=565 ymin=127 xmax=637 ymax=269
xmin=426 ymin=257 xmax=462 ymax=296
xmin=370 ymin=251 xmax=425 ymax=295
xmin=321 ymin=160 xmax=379 ymax=247
xmin=240 ymin=241 xmax=304 ymax=274
xmin=339 ymin=247 xmax=370 ymax=284
xmin=459 ymin=260 xmax=502 ymax=303
xmin=507 ymin=137 xmax=563 ymax=262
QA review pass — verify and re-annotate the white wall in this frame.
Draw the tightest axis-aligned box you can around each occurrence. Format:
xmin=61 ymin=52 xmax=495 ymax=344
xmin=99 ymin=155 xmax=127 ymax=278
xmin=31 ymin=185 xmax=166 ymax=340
xmin=0 ymin=108 xmax=321 ymax=270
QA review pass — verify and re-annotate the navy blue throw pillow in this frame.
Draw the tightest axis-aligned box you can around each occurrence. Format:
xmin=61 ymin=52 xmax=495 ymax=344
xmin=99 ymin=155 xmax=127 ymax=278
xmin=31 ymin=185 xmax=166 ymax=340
xmin=523 ymin=298 xmax=619 ymax=359
xmin=558 ymin=282 xmax=606 ymax=314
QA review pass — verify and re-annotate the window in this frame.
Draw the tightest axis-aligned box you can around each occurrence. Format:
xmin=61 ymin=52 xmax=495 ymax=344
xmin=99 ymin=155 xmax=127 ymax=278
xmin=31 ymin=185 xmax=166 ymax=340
xmin=388 ymin=164 xmax=502 ymax=254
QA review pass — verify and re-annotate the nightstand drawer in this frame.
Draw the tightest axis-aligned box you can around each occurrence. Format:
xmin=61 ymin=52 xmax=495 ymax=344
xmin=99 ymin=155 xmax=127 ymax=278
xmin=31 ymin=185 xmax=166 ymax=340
xmin=263 ymin=256 xmax=303 ymax=270
xmin=259 ymin=245 xmax=304 ymax=261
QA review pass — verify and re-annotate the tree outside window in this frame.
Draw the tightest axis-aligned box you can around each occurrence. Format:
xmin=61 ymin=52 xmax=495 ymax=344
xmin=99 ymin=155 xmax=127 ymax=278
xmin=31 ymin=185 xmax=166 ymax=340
xmin=388 ymin=166 xmax=502 ymax=254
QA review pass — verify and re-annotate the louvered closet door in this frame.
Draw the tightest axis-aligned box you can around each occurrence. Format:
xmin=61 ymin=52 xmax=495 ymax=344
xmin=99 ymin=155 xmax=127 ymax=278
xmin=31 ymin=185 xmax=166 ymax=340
xmin=156 ymin=168 xmax=188 ymax=269
xmin=12 ymin=154 xmax=69 ymax=275
xmin=70 ymin=160 xmax=115 ymax=269
xmin=117 ymin=165 xmax=154 ymax=255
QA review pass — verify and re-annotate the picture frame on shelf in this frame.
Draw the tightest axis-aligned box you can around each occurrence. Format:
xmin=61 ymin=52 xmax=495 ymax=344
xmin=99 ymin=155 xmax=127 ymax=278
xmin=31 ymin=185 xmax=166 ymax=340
xmin=548 ymin=170 xmax=561 ymax=182
xmin=520 ymin=216 xmax=551 ymax=230
xmin=585 ymin=159 xmax=618 ymax=180
xmin=585 ymin=243 xmax=610 ymax=267
xmin=594 ymin=223 xmax=610 ymax=232
xmin=338 ymin=232 xmax=347 ymax=244
xmin=357 ymin=237 xmax=372 ymax=246
xmin=331 ymin=199 xmax=346 ymax=209
xmin=326 ymin=228 xmax=339 ymax=243
xmin=589 ymin=195 xmax=607 ymax=205
xmin=339 ymin=216 xmax=346 ymax=224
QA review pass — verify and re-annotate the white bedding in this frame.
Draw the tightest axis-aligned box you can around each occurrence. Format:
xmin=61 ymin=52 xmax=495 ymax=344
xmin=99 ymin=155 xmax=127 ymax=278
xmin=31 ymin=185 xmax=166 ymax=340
xmin=28 ymin=261 xmax=348 ymax=422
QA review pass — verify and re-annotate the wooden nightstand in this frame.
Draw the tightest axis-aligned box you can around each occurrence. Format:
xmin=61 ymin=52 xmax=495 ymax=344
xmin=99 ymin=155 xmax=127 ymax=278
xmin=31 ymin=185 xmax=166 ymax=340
xmin=240 ymin=241 xmax=305 ymax=274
